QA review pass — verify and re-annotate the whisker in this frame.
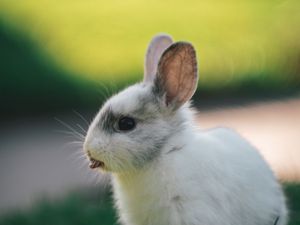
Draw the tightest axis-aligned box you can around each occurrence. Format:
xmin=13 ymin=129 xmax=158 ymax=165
xmin=96 ymin=80 xmax=120 ymax=102
xmin=67 ymin=141 xmax=84 ymax=146
xmin=69 ymin=149 xmax=86 ymax=158
xmin=96 ymin=82 xmax=110 ymax=100
xmin=76 ymin=123 xmax=87 ymax=135
xmin=78 ymin=159 xmax=90 ymax=171
xmin=67 ymin=152 xmax=87 ymax=164
xmin=101 ymin=81 xmax=113 ymax=97
xmin=54 ymin=129 xmax=84 ymax=141
xmin=92 ymin=172 xmax=101 ymax=186
xmin=55 ymin=118 xmax=85 ymax=139
xmin=73 ymin=110 xmax=90 ymax=127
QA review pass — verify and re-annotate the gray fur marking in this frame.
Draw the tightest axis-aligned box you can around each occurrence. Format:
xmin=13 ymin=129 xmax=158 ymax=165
xmin=274 ymin=216 xmax=279 ymax=225
xmin=99 ymin=90 xmax=158 ymax=135
xmin=100 ymin=107 xmax=119 ymax=134
xmin=166 ymin=145 xmax=184 ymax=154
xmin=172 ymin=195 xmax=181 ymax=202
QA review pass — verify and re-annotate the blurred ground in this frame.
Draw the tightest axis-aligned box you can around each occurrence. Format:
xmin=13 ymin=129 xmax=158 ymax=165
xmin=1 ymin=97 xmax=300 ymax=214
xmin=198 ymin=97 xmax=300 ymax=181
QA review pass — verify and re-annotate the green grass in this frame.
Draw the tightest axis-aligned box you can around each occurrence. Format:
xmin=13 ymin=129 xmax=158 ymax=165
xmin=285 ymin=184 xmax=300 ymax=225
xmin=0 ymin=184 xmax=299 ymax=225
xmin=0 ymin=189 xmax=117 ymax=225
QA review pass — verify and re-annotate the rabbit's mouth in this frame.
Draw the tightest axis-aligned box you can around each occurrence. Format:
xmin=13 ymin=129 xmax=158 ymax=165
xmin=89 ymin=158 xmax=105 ymax=169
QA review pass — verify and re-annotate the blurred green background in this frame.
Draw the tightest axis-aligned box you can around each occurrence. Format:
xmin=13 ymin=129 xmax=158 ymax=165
xmin=0 ymin=185 xmax=299 ymax=225
xmin=0 ymin=0 xmax=300 ymax=224
xmin=1 ymin=0 xmax=300 ymax=116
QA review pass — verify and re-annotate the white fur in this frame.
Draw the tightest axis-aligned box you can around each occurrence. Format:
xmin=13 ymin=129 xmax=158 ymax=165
xmin=85 ymin=101 xmax=288 ymax=225
xmin=112 ymin=108 xmax=288 ymax=225
xmin=84 ymin=35 xmax=288 ymax=225
xmin=113 ymin=120 xmax=287 ymax=225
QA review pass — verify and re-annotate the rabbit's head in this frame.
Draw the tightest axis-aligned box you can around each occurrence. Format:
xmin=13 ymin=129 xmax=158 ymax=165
xmin=84 ymin=34 xmax=198 ymax=173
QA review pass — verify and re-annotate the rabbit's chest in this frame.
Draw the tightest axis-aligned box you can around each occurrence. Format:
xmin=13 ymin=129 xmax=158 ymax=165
xmin=113 ymin=176 xmax=187 ymax=225
xmin=116 ymin=191 xmax=185 ymax=225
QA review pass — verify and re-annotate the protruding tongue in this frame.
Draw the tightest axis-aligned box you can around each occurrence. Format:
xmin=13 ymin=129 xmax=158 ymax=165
xmin=89 ymin=158 xmax=104 ymax=169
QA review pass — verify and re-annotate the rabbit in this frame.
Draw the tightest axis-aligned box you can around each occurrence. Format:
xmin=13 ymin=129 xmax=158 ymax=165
xmin=84 ymin=34 xmax=288 ymax=225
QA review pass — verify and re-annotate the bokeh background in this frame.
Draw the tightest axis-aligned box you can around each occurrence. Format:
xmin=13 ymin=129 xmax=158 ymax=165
xmin=0 ymin=0 xmax=300 ymax=224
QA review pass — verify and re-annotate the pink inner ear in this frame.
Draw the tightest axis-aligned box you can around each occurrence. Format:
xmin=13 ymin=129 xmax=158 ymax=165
xmin=157 ymin=42 xmax=198 ymax=108
xmin=144 ymin=35 xmax=173 ymax=83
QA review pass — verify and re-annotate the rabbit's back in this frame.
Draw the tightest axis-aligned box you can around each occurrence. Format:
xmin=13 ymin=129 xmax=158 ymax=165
xmin=187 ymin=127 xmax=288 ymax=225
xmin=113 ymin=127 xmax=288 ymax=225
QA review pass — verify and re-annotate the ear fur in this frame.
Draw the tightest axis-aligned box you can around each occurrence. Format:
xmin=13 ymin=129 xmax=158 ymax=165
xmin=144 ymin=34 xmax=173 ymax=83
xmin=155 ymin=42 xmax=198 ymax=109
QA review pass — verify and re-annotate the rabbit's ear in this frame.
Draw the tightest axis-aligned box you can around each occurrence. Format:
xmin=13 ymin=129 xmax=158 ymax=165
xmin=155 ymin=42 xmax=198 ymax=109
xmin=144 ymin=34 xmax=173 ymax=83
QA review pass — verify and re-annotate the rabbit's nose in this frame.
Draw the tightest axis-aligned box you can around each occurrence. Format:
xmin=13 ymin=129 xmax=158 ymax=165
xmin=83 ymin=137 xmax=99 ymax=152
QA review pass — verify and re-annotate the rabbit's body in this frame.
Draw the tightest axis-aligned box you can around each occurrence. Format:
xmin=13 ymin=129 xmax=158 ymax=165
xmin=113 ymin=111 xmax=287 ymax=225
xmin=84 ymin=34 xmax=288 ymax=225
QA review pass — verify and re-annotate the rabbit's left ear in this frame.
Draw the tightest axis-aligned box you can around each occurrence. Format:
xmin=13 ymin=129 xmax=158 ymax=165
xmin=154 ymin=42 xmax=198 ymax=109
xmin=144 ymin=34 xmax=173 ymax=83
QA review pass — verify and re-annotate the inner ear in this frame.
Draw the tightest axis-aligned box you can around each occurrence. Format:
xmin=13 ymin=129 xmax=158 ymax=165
xmin=144 ymin=34 xmax=173 ymax=83
xmin=155 ymin=42 xmax=198 ymax=109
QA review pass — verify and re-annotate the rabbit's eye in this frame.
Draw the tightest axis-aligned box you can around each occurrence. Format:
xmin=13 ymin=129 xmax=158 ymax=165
xmin=118 ymin=116 xmax=136 ymax=131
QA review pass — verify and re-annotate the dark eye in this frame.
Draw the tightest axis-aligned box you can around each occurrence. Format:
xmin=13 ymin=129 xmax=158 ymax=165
xmin=118 ymin=116 xmax=136 ymax=131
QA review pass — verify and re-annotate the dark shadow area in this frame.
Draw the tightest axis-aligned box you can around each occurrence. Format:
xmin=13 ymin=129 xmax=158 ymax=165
xmin=0 ymin=187 xmax=117 ymax=225
xmin=0 ymin=21 xmax=101 ymax=119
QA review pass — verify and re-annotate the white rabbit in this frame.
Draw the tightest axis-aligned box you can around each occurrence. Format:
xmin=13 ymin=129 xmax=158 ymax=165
xmin=84 ymin=34 xmax=288 ymax=225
